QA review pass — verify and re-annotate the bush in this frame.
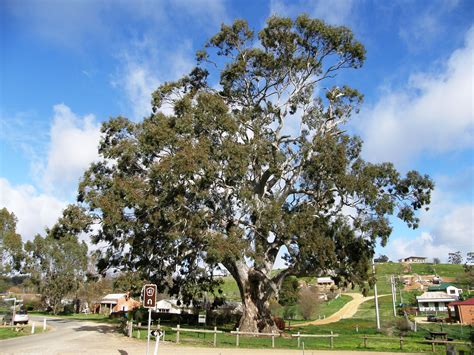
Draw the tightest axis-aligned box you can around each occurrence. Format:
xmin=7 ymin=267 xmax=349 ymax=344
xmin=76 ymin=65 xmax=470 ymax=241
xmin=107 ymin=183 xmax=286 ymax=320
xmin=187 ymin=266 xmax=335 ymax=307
xmin=298 ymin=287 xmax=320 ymax=320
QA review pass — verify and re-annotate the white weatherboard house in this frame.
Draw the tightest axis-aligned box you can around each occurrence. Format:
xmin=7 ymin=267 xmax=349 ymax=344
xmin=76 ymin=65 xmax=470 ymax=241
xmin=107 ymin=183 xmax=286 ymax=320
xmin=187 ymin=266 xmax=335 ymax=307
xmin=155 ymin=299 xmax=182 ymax=314
xmin=416 ymin=292 xmax=457 ymax=312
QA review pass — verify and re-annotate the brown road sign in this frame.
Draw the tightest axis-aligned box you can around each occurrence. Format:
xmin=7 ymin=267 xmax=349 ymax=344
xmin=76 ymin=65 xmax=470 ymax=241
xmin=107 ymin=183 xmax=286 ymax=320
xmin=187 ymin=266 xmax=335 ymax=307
xmin=143 ymin=284 xmax=157 ymax=308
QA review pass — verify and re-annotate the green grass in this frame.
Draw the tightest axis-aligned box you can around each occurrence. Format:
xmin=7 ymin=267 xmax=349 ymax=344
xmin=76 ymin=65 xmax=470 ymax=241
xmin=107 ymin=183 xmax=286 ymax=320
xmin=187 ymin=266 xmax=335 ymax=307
xmin=29 ymin=311 xmax=119 ymax=324
xmin=217 ymin=263 xmax=465 ymax=300
xmin=0 ymin=325 xmax=36 ymax=340
xmin=129 ymin=320 xmax=471 ymax=353
xmin=287 ymin=294 xmax=352 ymax=324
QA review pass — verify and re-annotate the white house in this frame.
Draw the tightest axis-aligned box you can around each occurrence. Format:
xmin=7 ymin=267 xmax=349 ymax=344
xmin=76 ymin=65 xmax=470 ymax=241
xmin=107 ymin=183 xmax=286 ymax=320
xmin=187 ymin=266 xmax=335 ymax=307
xmin=317 ymin=277 xmax=335 ymax=286
xmin=416 ymin=292 xmax=457 ymax=312
xmin=399 ymin=256 xmax=427 ymax=263
xmin=427 ymin=283 xmax=462 ymax=298
xmin=155 ymin=299 xmax=182 ymax=314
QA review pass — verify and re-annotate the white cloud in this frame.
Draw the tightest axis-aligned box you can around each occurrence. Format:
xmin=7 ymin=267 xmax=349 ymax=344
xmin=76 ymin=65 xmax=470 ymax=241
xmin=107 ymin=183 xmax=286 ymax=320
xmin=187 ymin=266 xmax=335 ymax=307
xmin=384 ymin=172 xmax=474 ymax=262
xmin=113 ymin=38 xmax=195 ymax=120
xmin=358 ymin=27 xmax=474 ymax=166
xmin=0 ymin=178 xmax=67 ymax=241
xmin=269 ymin=0 xmax=355 ymax=26
xmin=36 ymin=104 xmax=101 ymax=197
xmin=398 ymin=0 xmax=460 ymax=50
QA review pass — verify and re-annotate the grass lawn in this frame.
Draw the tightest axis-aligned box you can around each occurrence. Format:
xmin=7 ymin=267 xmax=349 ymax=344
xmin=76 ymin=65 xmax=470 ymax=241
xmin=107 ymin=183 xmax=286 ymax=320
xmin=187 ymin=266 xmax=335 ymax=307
xmin=287 ymin=294 xmax=353 ymax=324
xmin=129 ymin=319 xmax=471 ymax=353
xmin=29 ymin=311 xmax=119 ymax=324
xmin=0 ymin=325 xmax=40 ymax=340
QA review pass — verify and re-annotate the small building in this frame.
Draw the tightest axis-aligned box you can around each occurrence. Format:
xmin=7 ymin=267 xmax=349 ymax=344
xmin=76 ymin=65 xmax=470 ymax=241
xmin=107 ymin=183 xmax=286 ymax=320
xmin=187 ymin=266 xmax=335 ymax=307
xmin=155 ymin=299 xmax=182 ymax=314
xmin=399 ymin=256 xmax=427 ymax=263
xmin=416 ymin=291 xmax=457 ymax=312
xmin=427 ymin=283 xmax=462 ymax=299
xmin=316 ymin=277 xmax=335 ymax=287
xmin=448 ymin=298 xmax=474 ymax=324
xmin=100 ymin=293 xmax=140 ymax=314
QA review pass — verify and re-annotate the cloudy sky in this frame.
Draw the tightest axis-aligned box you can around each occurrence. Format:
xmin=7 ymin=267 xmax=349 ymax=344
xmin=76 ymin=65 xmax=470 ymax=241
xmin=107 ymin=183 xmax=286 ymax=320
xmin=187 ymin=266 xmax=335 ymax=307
xmin=1 ymin=0 xmax=472 ymax=263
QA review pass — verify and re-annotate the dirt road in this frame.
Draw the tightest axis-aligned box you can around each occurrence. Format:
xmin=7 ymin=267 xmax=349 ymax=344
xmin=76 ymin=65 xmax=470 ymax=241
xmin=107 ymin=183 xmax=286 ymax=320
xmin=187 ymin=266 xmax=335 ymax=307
xmin=0 ymin=316 xmax=415 ymax=355
xmin=294 ymin=293 xmax=390 ymax=326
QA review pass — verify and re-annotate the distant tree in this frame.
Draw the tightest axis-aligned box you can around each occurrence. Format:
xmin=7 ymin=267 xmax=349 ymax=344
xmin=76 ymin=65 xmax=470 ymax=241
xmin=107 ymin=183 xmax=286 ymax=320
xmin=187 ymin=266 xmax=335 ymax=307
xmin=461 ymin=252 xmax=474 ymax=289
xmin=279 ymin=275 xmax=300 ymax=306
xmin=0 ymin=208 xmax=24 ymax=274
xmin=448 ymin=251 xmax=463 ymax=265
xmin=112 ymin=272 xmax=145 ymax=297
xmin=374 ymin=254 xmax=389 ymax=263
xmin=77 ymin=15 xmax=433 ymax=332
xmin=24 ymin=208 xmax=89 ymax=315
xmin=298 ymin=287 xmax=320 ymax=320
xmin=433 ymin=257 xmax=441 ymax=264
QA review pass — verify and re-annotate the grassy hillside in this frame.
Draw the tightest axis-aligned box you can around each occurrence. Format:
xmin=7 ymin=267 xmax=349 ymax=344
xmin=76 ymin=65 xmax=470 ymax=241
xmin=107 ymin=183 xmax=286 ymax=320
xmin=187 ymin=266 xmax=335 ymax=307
xmin=216 ymin=263 xmax=465 ymax=301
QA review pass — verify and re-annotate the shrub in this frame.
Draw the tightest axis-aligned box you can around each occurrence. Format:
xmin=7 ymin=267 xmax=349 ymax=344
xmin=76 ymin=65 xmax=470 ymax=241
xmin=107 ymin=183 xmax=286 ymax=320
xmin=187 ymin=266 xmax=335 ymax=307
xmin=298 ymin=287 xmax=320 ymax=320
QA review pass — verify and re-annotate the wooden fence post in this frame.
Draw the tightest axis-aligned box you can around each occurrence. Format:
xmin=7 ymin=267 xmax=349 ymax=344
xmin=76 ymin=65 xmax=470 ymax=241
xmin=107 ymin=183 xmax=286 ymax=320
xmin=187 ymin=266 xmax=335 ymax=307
xmin=330 ymin=331 xmax=334 ymax=349
xmin=399 ymin=335 xmax=403 ymax=350
xmin=213 ymin=326 xmax=217 ymax=347
xmin=363 ymin=335 xmax=368 ymax=348
xmin=431 ymin=341 xmax=435 ymax=352
xmin=176 ymin=324 xmax=180 ymax=344
xmin=271 ymin=330 xmax=275 ymax=348
xmin=43 ymin=318 xmax=46 ymax=332
xmin=236 ymin=328 xmax=240 ymax=347
xmin=31 ymin=322 xmax=35 ymax=334
xmin=297 ymin=331 xmax=300 ymax=348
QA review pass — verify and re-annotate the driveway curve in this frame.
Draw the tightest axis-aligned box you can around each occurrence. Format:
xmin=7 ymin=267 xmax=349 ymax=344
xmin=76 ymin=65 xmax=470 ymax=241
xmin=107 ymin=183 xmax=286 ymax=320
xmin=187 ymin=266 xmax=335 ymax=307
xmin=294 ymin=293 xmax=390 ymax=326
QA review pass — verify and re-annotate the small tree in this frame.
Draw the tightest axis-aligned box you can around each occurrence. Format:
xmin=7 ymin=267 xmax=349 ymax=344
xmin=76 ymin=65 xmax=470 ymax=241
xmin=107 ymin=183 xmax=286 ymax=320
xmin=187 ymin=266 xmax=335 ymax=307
xmin=279 ymin=275 xmax=299 ymax=306
xmin=25 ymin=233 xmax=88 ymax=314
xmin=0 ymin=208 xmax=24 ymax=275
xmin=298 ymin=287 xmax=320 ymax=320
xmin=433 ymin=257 xmax=441 ymax=264
xmin=448 ymin=251 xmax=463 ymax=264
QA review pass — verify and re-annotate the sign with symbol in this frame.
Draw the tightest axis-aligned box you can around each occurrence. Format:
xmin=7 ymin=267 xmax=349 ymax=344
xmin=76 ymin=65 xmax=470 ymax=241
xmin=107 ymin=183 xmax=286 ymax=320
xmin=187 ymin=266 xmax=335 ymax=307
xmin=143 ymin=284 xmax=157 ymax=308
xmin=150 ymin=329 xmax=163 ymax=337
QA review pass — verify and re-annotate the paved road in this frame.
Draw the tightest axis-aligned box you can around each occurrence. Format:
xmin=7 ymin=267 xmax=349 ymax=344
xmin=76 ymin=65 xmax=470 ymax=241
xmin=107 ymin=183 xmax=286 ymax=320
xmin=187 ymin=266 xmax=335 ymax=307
xmin=0 ymin=316 xmax=414 ymax=355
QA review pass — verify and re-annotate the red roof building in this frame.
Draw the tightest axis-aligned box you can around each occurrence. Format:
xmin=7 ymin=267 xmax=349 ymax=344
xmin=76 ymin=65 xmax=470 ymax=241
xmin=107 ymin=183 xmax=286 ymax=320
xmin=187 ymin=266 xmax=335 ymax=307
xmin=448 ymin=298 xmax=474 ymax=325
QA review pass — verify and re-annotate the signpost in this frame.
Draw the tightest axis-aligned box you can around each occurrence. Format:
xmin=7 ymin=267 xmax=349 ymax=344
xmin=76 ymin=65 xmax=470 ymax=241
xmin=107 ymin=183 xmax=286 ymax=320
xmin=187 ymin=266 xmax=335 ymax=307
xmin=151 ymin=330 xmax=163 ymax=355
xmin=143 ymin=284 xmax=157 ymax=355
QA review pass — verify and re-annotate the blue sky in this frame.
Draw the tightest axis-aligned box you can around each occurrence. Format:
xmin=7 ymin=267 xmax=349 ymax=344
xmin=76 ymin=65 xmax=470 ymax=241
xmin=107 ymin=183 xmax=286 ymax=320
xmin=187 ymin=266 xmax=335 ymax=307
xmin=1 ymin=0 xmax=473 ymax=263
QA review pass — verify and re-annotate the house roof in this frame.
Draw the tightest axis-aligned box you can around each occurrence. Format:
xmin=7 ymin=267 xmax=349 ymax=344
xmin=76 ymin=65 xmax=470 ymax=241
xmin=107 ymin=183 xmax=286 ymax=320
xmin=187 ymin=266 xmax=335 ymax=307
xmin=427 ymin=282 xmax=457 ymax=292
xmin=449 ymin=298 xmax=474 ymax=306
xmin=403 ymin=256 xmax=427 ymax=259
xmin=317 ymin=277 xmax=334 ymax=283
xmin=101 ymin=293 xmax=127 ymax=304
xmin=416 ymin=292 xmax=457 ymax=302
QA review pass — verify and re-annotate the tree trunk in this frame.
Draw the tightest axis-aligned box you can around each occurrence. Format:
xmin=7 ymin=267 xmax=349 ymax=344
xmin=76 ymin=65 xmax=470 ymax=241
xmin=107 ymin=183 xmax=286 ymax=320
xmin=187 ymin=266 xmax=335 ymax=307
xmin=226 ymin=260 xmax=280 ymax=333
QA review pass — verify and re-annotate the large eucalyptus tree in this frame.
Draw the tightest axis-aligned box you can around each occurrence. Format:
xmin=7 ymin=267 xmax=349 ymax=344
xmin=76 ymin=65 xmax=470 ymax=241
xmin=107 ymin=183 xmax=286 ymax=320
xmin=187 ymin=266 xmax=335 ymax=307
xmin=78 ymin=15 xmax=433 ymax=332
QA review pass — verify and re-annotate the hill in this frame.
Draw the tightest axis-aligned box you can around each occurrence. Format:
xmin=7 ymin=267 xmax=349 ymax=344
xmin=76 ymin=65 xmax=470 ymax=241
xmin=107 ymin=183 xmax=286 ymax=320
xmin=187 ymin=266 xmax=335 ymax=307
xmin=216 ymin=263 xmax=465 ymax=301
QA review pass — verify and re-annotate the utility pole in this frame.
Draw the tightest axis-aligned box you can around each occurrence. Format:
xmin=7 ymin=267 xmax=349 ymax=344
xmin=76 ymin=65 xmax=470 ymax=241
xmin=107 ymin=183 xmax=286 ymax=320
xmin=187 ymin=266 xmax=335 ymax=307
xmin=390 ymin=275 xmax=397 ymax=317
xmin=372 ymin=259 xmax=380 ymax=330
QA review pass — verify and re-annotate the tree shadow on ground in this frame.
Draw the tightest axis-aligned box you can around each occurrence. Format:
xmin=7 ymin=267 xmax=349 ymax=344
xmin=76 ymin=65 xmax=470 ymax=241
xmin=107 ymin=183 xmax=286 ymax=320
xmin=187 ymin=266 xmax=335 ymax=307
xmin=73 ymin=324 xmax=119 ymax=334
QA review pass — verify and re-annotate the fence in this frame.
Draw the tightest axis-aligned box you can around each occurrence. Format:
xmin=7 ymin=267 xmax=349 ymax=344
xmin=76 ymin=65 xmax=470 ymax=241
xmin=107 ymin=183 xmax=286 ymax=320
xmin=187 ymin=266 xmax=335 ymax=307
xmin=172 ymin=325 xmax=223 ymax=347
xmin=230 ymin=328 xmax=279 ymax=348
xmin=292 ymin=331 xmax=338 ymax=349
xmin=125 ymin=320 xmax=472 ymax=353
xmin=361 ymin=335 xmax=471 ymax=352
